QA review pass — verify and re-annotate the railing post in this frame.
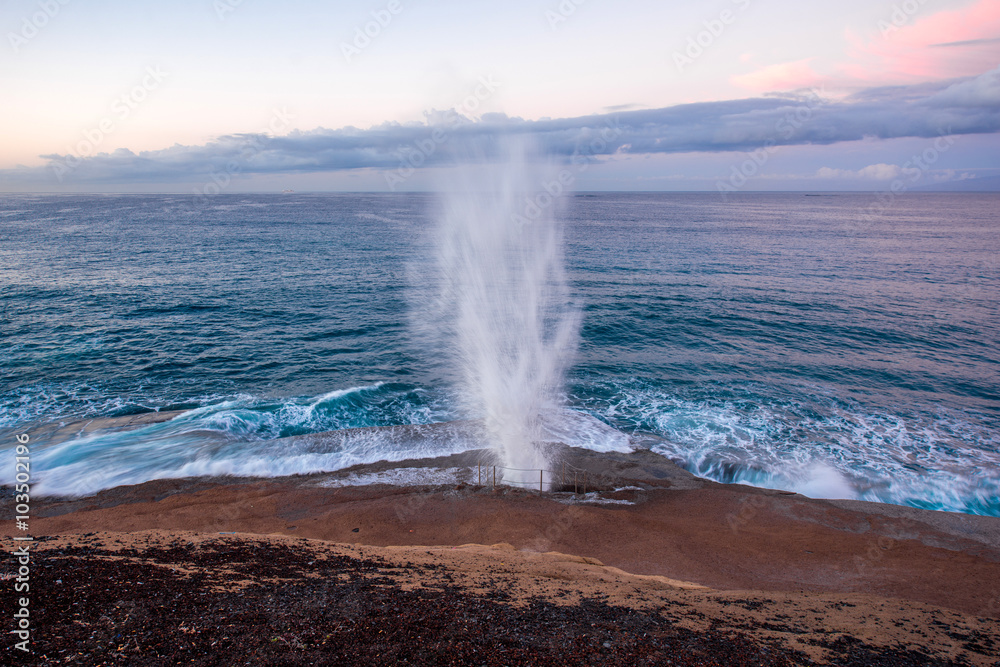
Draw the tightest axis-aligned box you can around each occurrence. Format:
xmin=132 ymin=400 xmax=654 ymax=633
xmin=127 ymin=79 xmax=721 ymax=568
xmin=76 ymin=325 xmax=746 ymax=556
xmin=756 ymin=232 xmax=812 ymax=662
xmin=492 ymin=466 xmax=496 ymax=488
xmin=539 ymin=469 xmax=543 ymax=493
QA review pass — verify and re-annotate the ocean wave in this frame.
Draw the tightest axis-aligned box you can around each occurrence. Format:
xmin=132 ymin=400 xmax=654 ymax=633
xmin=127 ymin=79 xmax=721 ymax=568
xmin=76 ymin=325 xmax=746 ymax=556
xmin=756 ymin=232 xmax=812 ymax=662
xmin=1 ymin=383 xmax=629 ymax=497
xmin=582 ymin=380 xmax=1000 ymax=516
xmin=0 ymin=381 xmax=449 ymax=436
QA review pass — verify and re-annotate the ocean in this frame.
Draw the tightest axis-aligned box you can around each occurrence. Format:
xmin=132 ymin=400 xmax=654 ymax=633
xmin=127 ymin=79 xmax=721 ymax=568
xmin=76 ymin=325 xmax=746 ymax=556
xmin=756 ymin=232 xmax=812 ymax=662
xmin=1 ymin=192 xmax=997 ymax=515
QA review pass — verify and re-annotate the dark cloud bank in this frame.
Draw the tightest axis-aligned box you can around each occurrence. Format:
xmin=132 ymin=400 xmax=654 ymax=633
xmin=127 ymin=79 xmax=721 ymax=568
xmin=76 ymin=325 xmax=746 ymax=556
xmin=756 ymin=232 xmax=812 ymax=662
xmin=4 ymin=65 xmax=998 ymax=187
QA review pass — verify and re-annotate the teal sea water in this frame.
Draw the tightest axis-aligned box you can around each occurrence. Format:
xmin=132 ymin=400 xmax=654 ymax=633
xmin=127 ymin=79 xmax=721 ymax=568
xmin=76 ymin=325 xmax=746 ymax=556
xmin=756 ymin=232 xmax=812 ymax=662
xmin=1 ymin=192 xmax=997 ymax=514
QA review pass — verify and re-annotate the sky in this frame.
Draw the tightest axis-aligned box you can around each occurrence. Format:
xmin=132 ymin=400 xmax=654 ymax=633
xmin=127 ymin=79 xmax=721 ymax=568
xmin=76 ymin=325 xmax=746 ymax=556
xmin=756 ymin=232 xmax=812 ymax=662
xmin=1 ymin=0 xmax=999 ymax=192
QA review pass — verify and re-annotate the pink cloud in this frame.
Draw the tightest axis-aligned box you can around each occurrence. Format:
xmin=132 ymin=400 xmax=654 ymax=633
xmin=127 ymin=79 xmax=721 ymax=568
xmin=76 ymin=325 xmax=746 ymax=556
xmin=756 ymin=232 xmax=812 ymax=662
xmin=846 ymin=0 xmax=1000 ymax=82
xmin=816 ymin=164 xmax=903 ymax=180
xmin=730 ymin=58 xmax=824 ymax=92
xmin=733 ymin=1 xmax=1000 ymax=95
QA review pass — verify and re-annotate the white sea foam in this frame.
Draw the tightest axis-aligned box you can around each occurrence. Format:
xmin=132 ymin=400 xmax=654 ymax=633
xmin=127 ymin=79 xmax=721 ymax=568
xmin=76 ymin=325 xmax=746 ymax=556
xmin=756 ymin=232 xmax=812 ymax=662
xmin=538 ymin=409 xmax=631 ymax=453
xmin=556 ymin=492 xmax=635 ymax=506
xmin=315 ymin=467 xmax=468 ymax=488
xmin=593 ymin=381 xmax=1000 ymax=513
xmin=11 ymin=399 xmax=628 ymax=497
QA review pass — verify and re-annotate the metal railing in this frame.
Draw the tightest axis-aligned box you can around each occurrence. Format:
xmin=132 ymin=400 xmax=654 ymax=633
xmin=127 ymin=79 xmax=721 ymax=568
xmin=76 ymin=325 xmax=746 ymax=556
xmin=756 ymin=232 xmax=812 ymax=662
xmin=476 ymin=460 xmax=591 ymax=494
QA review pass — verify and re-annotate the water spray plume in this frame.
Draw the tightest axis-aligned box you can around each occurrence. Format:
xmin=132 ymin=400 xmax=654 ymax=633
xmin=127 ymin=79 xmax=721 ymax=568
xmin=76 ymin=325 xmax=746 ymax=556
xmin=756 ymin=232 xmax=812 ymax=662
xmin=430 ymin=139 xmax=580 ymax=489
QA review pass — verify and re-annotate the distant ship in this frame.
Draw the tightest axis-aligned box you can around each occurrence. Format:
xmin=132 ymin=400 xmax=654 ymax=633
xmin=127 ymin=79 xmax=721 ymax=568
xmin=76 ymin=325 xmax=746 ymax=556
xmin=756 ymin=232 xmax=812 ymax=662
xmin=281 ymin=189 xmax=295 ymax=193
